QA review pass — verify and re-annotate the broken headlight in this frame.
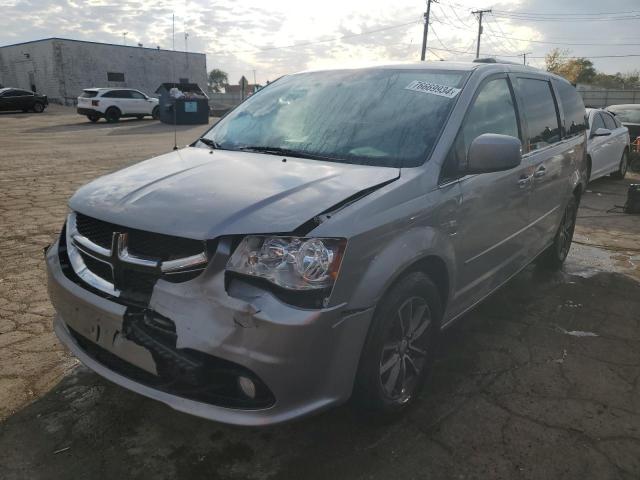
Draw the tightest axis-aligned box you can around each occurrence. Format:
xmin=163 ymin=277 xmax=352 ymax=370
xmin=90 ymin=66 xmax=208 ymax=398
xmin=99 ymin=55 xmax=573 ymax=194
xmin=226 ymin=236 xmax=346 ymax=290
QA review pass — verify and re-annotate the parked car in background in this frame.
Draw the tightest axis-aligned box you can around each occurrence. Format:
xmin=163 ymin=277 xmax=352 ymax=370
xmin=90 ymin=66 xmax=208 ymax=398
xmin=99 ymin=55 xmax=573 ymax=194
xmin=0 ymin=88 xmax=48 ymax=113
xmin=606 ymin=104 xmax=640 ymax=156
xmin=586 ymin=108 xmax=630 ymax=181
xmin=77 ymin=88 xmax=159 ymax=123
xmin=47 ymin=61 xmax=587 ymax=425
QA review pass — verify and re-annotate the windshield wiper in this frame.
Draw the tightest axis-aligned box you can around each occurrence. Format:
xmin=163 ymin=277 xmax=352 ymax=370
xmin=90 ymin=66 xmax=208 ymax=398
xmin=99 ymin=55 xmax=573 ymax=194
xmin=237 ymin=146 xmax=346 ymax=163
xmin=198 ymin=137 xmax=222 ymax=149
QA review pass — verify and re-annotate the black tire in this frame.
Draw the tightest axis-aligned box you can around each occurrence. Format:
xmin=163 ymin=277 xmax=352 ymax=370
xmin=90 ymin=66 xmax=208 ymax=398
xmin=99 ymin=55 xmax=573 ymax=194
xmin=611 ymin=150 xmax=629 ymax=180
xmin=104 ymin=107 xmax=121 ymax=123
xmin=354 ymin=271 xmax=442 ymax=416
xmin=87 ymin=113 xmax=99 ymax=123
xmin=32 ymin=102 xmax=45 ymax=113
xmin=538 ymin=194 xmax=579 ymax=270
xmin=152 ymin=106 xmax=160 ymax=120
xmin=585 ymin=156 xmax=592 ymax=184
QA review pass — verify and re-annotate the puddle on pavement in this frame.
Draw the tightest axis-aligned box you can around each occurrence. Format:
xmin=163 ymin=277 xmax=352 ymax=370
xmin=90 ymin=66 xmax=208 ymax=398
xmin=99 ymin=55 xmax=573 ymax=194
xmin=565 ymin=242 xmax=639 ymax=281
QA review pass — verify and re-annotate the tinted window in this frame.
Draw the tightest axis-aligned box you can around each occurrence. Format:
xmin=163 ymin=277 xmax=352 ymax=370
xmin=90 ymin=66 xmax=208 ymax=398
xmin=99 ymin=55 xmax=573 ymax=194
xmin=554 ymin=79 xmax=586 ymax=138
xmin=515 ymin=78 xmax=561 ymax=152
xmin=2 ymin=90 xmax=21 ymax=97
xmin=444 ymin=77 xmax=519 ymax=177
xmin=107 ymin=72 xmax=125 ymax=82
xmin=602 ymin=112 xmax=617 ymax=130
xmin=102 ymin=90 xmax=130 ymax=98
xmin=203 ymin=69 xmax=468 ymax=168
xmin=129 ymin=90 xmax=146 ymax=99
xmin=590 ymin=112 xmax=605 ymax=131
xmin=81 ymin=91 xmax=98 ymax=98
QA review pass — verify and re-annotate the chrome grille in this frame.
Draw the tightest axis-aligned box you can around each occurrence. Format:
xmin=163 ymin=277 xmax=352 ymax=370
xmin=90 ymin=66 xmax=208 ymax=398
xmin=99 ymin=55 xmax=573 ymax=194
xmin=66 ymin=212 xmax=209 ymax=299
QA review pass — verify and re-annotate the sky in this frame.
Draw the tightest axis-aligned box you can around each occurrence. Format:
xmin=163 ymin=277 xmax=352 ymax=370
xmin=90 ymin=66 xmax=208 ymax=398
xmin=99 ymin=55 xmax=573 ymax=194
xmin=1 ymin=0 xmax=639 ymax=85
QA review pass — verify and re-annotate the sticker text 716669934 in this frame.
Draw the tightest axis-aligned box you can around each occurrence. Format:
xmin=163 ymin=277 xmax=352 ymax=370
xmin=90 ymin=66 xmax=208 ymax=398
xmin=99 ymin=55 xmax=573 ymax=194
xmin=404 ymin=81 xmax=461 ymax=99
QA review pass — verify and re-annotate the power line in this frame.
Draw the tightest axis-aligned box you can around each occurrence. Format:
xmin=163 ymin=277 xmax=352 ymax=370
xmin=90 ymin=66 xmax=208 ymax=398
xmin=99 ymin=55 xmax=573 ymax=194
xmin=491 ymin=8 xmax=640 ymax=17
xmin=491 ymin=13 xmax=640 ymax=22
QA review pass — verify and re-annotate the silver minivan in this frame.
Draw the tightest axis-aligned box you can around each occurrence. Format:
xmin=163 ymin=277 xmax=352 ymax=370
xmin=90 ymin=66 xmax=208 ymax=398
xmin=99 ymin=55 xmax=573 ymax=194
xmin=46 ymin=60 xmax=587 ymax=425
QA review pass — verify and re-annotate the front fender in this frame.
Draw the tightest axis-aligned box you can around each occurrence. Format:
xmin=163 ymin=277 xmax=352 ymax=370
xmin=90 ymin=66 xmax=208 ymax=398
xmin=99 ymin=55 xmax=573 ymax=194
xmin=333 ymin=225 xmax=457 ymax=312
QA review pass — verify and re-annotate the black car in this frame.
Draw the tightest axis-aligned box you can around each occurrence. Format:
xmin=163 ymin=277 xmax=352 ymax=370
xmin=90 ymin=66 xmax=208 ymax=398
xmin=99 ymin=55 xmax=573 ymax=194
xmin=0 ymin=88 xmax=48 ymax=113
xmin=607 ymin=104 xmax=640 ymax=142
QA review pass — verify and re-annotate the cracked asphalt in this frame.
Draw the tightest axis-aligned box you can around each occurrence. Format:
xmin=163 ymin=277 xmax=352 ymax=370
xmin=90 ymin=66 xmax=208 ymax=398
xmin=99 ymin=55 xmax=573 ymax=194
xmin=1 ymin=106 xmax=640 ymax=479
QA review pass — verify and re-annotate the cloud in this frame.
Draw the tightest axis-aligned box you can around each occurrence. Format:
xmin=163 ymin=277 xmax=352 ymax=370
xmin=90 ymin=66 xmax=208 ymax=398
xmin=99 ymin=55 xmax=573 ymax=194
xmin=1 ymin=0 xmax=638 ymax=84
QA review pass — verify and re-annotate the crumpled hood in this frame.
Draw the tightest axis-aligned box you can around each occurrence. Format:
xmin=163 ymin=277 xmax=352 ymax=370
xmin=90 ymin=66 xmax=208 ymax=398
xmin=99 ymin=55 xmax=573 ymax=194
xmin=69 ymin=147 xmax=399 ymax=239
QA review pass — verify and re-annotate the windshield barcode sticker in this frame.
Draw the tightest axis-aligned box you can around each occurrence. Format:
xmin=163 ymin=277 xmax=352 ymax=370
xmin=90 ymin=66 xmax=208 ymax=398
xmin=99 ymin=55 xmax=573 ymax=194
xmin=404 ymin=81 xmax=461 ymax=98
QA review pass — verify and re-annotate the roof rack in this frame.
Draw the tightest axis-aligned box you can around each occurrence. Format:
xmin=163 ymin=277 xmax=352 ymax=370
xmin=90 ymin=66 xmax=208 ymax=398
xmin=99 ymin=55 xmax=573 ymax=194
xmin=473 ymin=57 xmax=521 ymax=66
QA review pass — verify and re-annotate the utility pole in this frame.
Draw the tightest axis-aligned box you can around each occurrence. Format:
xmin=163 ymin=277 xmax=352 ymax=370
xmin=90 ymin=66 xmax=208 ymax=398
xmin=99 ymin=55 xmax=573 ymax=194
xmin=420 ymin=0 xmax=437 ymax=61
xmin=123 ymin=32 xmax=128 ymax=46
xmin=521 ymin=52 xmax=532 ymax=65
xmin=471 ymin=9 xmax=491 ymax=59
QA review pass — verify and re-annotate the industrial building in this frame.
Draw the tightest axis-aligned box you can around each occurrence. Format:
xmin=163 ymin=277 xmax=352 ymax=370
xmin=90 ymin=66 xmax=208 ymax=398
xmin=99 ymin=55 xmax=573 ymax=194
xmin=0 ymin=38 xmax=207 ymax=105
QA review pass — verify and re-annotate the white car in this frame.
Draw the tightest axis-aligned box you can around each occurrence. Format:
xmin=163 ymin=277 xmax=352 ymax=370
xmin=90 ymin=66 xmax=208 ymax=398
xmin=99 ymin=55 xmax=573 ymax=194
xmin=77 ymin=88 xmax=159 ymax=123
xmin=586 ymin=108 xmax=630 ymax=181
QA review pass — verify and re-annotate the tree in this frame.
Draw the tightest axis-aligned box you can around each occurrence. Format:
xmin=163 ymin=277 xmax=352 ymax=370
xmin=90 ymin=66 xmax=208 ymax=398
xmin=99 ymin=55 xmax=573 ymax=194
xmin=207 ymin=69 xmax=228 ymax=93
xmin=545 ymin=49 xmax=596 ymax=84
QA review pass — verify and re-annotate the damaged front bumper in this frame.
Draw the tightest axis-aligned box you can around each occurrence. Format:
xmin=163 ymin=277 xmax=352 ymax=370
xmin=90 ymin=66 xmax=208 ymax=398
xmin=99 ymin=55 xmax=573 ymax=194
xmin=46 ymin=239 xmax=373 ymax=426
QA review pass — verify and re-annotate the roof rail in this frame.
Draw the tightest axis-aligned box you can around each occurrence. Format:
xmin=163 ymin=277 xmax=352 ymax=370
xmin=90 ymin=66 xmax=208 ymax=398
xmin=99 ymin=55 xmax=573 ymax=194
xmin=473 ymin=57 xmax=521 ymax=66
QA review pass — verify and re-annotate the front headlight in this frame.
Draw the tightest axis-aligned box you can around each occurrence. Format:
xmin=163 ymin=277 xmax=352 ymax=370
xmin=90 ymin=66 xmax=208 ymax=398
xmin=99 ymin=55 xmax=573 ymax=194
xmin=226 ymin=236 xmax=347 ymax=290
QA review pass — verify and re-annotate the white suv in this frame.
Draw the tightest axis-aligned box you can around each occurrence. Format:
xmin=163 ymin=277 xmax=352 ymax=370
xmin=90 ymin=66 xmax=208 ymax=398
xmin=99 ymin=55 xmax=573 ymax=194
xmin=77 ymin=88 xmax=160 ymax=123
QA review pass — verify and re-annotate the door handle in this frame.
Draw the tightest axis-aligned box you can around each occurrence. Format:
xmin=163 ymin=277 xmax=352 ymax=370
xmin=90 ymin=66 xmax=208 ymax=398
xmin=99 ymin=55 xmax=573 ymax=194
xmin=517 ymin=175 xmax=531 ymax=187
xmin=534 ymin=166 xmax=547 ymax=178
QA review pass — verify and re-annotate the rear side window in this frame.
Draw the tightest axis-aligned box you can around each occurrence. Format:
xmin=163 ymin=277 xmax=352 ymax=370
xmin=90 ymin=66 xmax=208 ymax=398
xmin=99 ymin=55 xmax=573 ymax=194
xmin=81 ymin=91 xmax=98 ymax=98
xmin=514 ymin=78 xmax=561 ymax=152
xmin=129 ymin=90 xmax=146 ymax=99
xmin=443 ymin=77 xmax=519 ymax=178
xmin=602 ymin=113 xmax=617 ymax=130
xmin=554 ymin=80 xmax=587 ymax=138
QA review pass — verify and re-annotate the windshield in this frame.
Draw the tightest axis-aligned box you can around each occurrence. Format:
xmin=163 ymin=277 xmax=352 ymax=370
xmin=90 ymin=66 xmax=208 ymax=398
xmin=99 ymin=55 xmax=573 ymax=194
xmin=608 ymin=107 xmax=640 ymax=124
xmin=201 ymin=68 xmax=467 ymax=168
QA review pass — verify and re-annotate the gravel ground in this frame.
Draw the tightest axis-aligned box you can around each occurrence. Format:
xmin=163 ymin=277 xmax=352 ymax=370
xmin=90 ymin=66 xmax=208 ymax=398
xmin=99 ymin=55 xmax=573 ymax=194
xmin=1 ymin=106 xmax=639 ymax=479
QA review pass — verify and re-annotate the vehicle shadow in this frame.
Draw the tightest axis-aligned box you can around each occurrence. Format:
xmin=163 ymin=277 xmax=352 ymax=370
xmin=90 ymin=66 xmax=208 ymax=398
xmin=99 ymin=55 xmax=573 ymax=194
xmin=2 ymin=267 xmax=638 ymax=479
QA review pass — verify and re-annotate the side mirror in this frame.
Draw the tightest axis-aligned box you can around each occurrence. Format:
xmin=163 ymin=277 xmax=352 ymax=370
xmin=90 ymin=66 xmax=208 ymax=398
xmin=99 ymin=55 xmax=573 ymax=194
xmin=467 ymin=133 xmax=522 ymax=174
xmin=592 ymin=127 xmax=611 ymax=137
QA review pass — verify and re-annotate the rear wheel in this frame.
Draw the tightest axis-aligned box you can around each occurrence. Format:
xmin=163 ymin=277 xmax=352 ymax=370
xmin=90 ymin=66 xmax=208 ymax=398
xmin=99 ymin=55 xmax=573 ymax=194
xmin=32 ymin=102 xmax=45 ymax=113
xmin=354 ymin=272 xmax=442 ymax=416
xmin=538 ymin=194 xmax=579 ymax=270
xmin=87 ymin=113 xmax=99 ymax=123
xmin=611 ymin=150 xmax=629 ymax=179
xmin=104 ymin=107 xmax=121 ymax=123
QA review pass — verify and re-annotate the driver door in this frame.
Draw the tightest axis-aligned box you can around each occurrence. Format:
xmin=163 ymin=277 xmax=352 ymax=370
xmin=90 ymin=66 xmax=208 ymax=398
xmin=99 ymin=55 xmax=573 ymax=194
xmin=445 ymin=75 xmax=534 ymax=318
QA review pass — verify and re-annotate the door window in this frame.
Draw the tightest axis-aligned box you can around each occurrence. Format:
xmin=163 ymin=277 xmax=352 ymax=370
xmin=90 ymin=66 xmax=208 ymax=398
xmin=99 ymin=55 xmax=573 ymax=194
xmin=514 ymin=78 xmax=561 ymax=152
xmin=442 ymin=77 xmax=520 ymax=179
xmin=590 ymin=113 xmax=605 ymax=132
xmin=601 ymin=112 xmax=617 ymax=130
xmin=102 ymin=90 xmax=131 ymax=98
xmin=554 ymin=79 xmax=587 ymax=138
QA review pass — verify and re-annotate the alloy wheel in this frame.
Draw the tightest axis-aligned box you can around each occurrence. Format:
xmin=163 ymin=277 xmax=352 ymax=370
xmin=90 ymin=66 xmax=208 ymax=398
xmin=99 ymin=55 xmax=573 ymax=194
xmin=379 ymin=296 xmax=431 ymax=404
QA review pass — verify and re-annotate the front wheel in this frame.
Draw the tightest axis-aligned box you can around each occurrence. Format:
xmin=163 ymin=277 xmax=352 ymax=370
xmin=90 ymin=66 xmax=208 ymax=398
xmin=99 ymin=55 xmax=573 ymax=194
xmin=32 ymin=102 xmax=45 ymax=113
xmin=354 ymin=271 xmax=442 ymax=416
xmin=611 ymin=150 xmax=629 ymax=180
xmin=151 ymin=106 xmax=159 ymax=120
xmin=538 ymin=195 xmax=579 ymax=270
